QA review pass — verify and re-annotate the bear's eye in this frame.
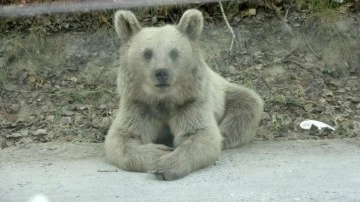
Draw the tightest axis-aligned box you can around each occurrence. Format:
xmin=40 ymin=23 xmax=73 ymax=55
xmin=143 ymin=49 xmax=153 ymax=60
xmin=169 ymin=49 xmax=179 ymax=60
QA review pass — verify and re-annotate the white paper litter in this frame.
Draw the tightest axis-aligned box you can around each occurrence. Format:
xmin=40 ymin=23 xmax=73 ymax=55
xmin=300 ymin=120 xmax=335 ymax=131
xmin=29 ymin=194 xmax=50 ymax=202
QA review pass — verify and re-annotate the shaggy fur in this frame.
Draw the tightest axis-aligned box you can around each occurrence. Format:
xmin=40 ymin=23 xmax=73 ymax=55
xmin=104 ymin=9 xmax=264 ymax=180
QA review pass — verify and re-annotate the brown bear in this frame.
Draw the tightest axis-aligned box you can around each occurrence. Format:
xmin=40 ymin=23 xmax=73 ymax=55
xmin=104 ymin=9 xmax=264 ymax=180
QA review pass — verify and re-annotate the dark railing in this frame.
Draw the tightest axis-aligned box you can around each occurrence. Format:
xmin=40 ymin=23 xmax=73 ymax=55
xmin=0 ymin=0 xmax=238 ymax=17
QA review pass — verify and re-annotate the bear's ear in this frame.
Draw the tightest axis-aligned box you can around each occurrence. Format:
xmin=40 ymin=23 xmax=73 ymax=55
xmin=177 ymin=9 xmax=204 ymax=41
xmin=114 ymin=10 xmax=142 ymax=42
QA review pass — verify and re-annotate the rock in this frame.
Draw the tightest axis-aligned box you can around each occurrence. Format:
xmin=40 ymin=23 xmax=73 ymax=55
xmin=60 ymin=117 xmax=72 ymax=126
xmin=99 ymin=104 xmax=107 ymax=109
xmin=40 ymin=105 xmax=50 ymax=112
xmin=22 ymin=130 xmax=30 ymax=136
xmin=101 ymin=117 xmax=110 ymax=128
xmin=74 ymin=116 xmax=85 ymax=126
xmin=248 ymin=9 xmax=256 ymax=16
xmin=79 ymin=105 xmax=88 ymax=110
xmin=255 ymin=64 xmax=263 ymax=70
xmin=6 ymin=133 xmax=23 ymax=138
xmin=319 ymin=98 xmax=326 ymax=103
xmin=304 ymin=103 xmax=314 ymax=112
xmin=33 ymin=129 xmax=47 ymax=136
xmin=9 ymin=104 xmax=20 ymax=113
xmin=324 ymin=90 xmax=334 ymax=97
xmin=92 ymin=117 xmax=110 ymax=129
xmin=91 ymin=117 xmax=101 ymax=128
xmin=261 ymin=112 xmax=271 ymax=121
xmin=328 ymin=79 xmax=343 ymax=87
xmin=6 ymin=130 xmax=29 ymax=138
xmin=46 ymin=115 xmax=55 ymax=122
xmin=62 ymin=110 xmax=75 ymax=116
xmin=19 ymin=137 xmax=34 ymax=145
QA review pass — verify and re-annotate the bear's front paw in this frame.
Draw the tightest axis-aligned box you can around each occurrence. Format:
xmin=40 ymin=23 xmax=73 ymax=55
xmin=138 ymin=144 xmax=173 ymax=171
xmin=154 ymin=170 xmax=184 ymax=181
xmin=153 ymin=153 xmax=190 ymax=181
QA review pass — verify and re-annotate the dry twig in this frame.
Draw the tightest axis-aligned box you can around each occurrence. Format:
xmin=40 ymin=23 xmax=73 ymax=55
xmin=218 ymin=1 xmax=237 ymax=53
xmin=303 ymin=33 xmax=321 ymax=59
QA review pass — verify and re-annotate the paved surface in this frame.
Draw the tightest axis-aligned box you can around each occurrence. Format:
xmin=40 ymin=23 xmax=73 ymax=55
xmin=1 ymin=139 xmax=360 ymax=202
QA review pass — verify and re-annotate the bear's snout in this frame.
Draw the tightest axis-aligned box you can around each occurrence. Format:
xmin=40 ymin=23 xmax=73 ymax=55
xmin=154 ymin=68 xmax=170 ymax=85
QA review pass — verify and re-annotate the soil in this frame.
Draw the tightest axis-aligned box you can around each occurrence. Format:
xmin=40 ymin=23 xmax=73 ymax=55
xmin=0 ymin=5 xmax=359 ymax=148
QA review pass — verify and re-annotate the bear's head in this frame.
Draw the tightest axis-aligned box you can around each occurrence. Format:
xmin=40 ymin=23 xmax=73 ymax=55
xmin=114 ymin=9 xmax=206 ymax=103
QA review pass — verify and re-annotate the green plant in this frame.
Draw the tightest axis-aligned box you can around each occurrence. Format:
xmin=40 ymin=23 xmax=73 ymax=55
xmin=58 ymin=85 xmax=113 ymax=104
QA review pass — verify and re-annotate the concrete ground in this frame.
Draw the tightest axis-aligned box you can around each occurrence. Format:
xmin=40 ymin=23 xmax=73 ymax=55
xmin=1 ymin=139 xmax=360 ymax=202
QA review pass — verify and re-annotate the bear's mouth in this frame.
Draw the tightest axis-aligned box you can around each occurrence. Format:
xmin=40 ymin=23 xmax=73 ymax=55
xmin=155 ymin=84 xmax=170 ymax=89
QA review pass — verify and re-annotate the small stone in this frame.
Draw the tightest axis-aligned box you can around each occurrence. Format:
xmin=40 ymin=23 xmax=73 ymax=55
xmin=304 ymin=103 xmax=314 ymax=112
xmin=9 ymin=104 xmax=20 ymax=113
xmin=151 ymin=16 xmax=158 ymax=24
xmin=62 ymin=110 xmax=75 ymax=116
xmin=33 ymin=129 xmax=47 ymax=136
xmin=253 ymin=51 xmax=263 ymax=59
xmin=40 ymin=105 xmax=50 ymax=112
xmin=5 ymin=130 xmax=28 ymax=138
xmin=19 ymin=137 xmax=33 ymax=145
xmin=61 ymin=80 xmax=69 ymax=86
xmin=91 ymin=117 xmax=101 ymax=128
xmin=248 ymin=8 xmax=256 ymax=16
xmin=319 ymin=98 xmax=326 ymax=103
xmin=261 ymin=112 xmax=271 ymax=121
xmin=255 ymin=64 xmax=263 ymax=70
xmin=21 ymin=130 xmax=29 ymax=136
xmin=329 ymin=79 xmax=342 ymax=87
xmin=46 ymin=115 xmax=55 ymax=122
xmin=74 ymin=115 xmax=85 ymax=125
xmin=325 ymin=91 xmax=333 ymax=97
xmin=79 ymin=106 xmax=87 ymax=110
xmin=6 ymin=133 xmax=23 ymax=138
xmin=228 ymin=66 xmax=236 ymax=73
xmin=60 ymin=117 xmax=72 ymax=125
xmin=99 ymin=104 xmax=107 ymax=109
xmin=101 ymin=117 xmax=110 ymax=128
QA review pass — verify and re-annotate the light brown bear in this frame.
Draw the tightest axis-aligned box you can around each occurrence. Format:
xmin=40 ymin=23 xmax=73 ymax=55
xmin=105 ymin=9 xmax=264 ymax=180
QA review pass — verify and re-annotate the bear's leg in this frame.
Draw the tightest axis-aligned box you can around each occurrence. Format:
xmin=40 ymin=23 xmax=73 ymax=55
xmin=154 ymin=112 xmax=223 ymax=180
xmin=220 ymin=84 xmax=264 ymax=149
xmin=104 ymin=113 xmax=172 ymax=172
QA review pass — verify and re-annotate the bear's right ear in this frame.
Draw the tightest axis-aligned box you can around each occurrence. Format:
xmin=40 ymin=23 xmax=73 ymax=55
xmin=177 ymin=9 xmax=204 ymax=41
xmin=114 ymin=10 xmax=142 ymax=42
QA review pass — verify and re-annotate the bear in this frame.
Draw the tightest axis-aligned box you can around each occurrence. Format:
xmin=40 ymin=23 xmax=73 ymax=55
xmin=104 ymin=8 xmax=264 ymax=181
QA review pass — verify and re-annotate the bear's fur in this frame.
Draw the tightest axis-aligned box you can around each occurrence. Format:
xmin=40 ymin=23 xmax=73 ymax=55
xmin=104 ymin=9 xmax=264 ymax=180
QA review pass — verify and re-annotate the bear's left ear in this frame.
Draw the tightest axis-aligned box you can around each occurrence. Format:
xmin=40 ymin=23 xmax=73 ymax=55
xmin=177 ymin=9 xmax=204 ymax=41
xmin=114 ymin=10 xmax=142 ymax=42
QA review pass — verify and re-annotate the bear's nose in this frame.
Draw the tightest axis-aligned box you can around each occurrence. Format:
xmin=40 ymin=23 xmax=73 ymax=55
xmin=155 ymin=68 xmax=169 ymax=83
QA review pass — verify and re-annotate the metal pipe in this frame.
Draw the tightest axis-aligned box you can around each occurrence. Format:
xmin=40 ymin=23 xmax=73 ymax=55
xmin=0 ymin=0 xmax=238 ymax=17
